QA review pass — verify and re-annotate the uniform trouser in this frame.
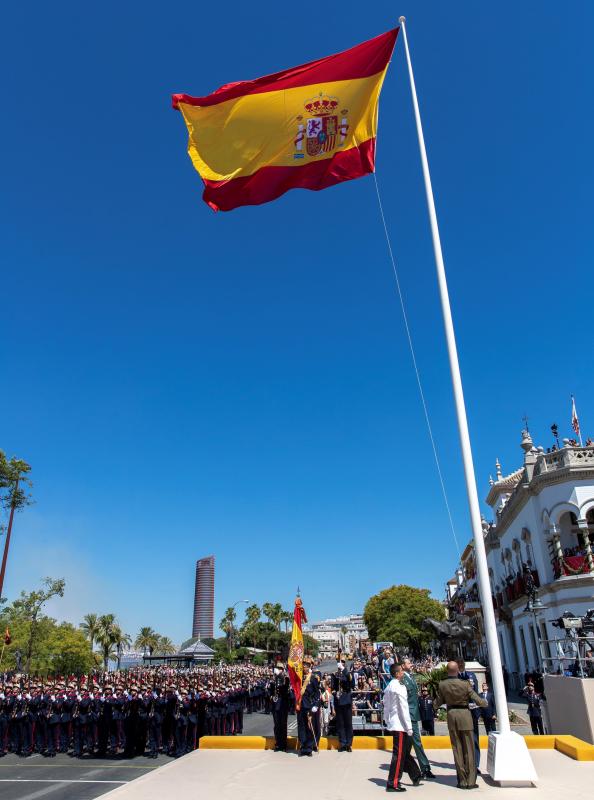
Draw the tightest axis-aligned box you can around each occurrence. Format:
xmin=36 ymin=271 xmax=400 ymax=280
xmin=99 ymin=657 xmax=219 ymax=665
xmin=482 ymin=714 xmax=495 ymax=734
xmin=174 ymin=721 xmax=187 ymax=756
xmin=297 ymin=710 xmax=315 ymax=754
xmin=387 ymin=732 xmax=421 ymax=788
xmin=421 ymin=718 xmax=435 ymax=736
xmin=272 ymin=706 xmax=288 ymax=749
xmin=335 ymin=704 xmax=353 ymax=747
xmin=410 ymin=720 xmax=430 ymax=773
xmin=186 ymin=720 xmax=197 ymax=751
xmin=111 ymin=719 xmax=124 ymax=751
xmin=47 ymin=723 xmax=60 ymax=755
xmin=36 ymin=719 xmax=48 ymax=752
xmin=530 ymin=716 xmax=544 ymax=735
xmin=73 ymin=722 xmax=87 ymax=756
xmin=450 ymin=728 xmax=476 ymax=788
xmin=148 ymin=717 xmax=162 ymax=755
xmin=136 ymin=719 xmax=148 ymax=755
xmin=471 ymin=712 xmax=480 ymax=771
xmin=0 ymin=717 xmax=7 ymax=752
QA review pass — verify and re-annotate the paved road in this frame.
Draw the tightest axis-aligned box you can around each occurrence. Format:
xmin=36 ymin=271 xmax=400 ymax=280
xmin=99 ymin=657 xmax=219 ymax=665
xmin=0 ymin=753 xmax=165 ymax=800
xmin=0 ymin=712 xmax=279 ymax=800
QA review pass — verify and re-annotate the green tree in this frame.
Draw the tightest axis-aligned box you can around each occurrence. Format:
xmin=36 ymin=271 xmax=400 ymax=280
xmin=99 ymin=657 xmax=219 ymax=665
xmin=0 ymin=453 xmax=33 ymax=515
xmin=155 ymin=635 xmax=176 ymax=655
xmin=0 ymin=453 xmax=33 ymax=603
xmin=135 ymin=626 xmax=159 ymax=656
xmin=262 ymin=602 xmax=275 ymax=626
xmin=9 ymin=577 xmax=65 ymax=672
xmin=219 ymin=606 xmax=237 ymax=652
xmin=363 ymin=584 xmax=445 ymax=655
xmin=242 ymin=604 xmax=261 ymax=649
xmin=112 ymin=627 xmax=132 ymax=668
xmin=0 ymin=583 xmax=95 ymax=675
xmin=270 ymin=602 xmax=284 ymax=631
xmin=79 ymin=613 xmax=100 ymax=647
xmin=281 ymin=610 xmax=293 ymax=632
xmin=47 ymin=623 xmax=98 ymax=675
xmin=95 ymin=614 xmax=120 ymax=670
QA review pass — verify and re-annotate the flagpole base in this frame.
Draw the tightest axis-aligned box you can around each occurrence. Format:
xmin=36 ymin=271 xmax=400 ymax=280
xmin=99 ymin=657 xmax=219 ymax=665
xmin=486 ymin=731 xmax=538 ymax=785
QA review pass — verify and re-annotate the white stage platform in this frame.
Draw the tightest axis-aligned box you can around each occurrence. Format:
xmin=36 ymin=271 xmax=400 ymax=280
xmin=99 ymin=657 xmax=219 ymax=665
xmin=99 ymin=749 xmax=594 ymax=800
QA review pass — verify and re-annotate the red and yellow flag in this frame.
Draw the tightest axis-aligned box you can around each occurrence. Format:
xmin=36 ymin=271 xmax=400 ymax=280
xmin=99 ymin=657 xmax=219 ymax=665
xmin=287 ymin=597 xmax=307 ymax=709
xmin=172 ymin=29 xmax=398 ymax=212
xmin=3 ymin=627 xmax=11 ymax=646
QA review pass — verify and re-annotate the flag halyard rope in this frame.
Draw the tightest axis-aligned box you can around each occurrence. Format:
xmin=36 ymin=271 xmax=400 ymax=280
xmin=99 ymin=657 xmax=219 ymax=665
xmin=372 ymin=170 xmax=461 ymax=560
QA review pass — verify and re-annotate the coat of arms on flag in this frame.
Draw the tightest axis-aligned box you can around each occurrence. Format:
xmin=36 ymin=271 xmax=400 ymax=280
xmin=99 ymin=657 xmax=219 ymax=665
xmin=294 ymin=94 xmax=349 ymax=158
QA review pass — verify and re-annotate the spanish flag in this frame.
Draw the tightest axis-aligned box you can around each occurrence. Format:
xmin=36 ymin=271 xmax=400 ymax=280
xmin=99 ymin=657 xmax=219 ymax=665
xmin=287 ymin=597 xmax=307 ymax=710
xmin=172 ymin=28 xmax=398 ymax=212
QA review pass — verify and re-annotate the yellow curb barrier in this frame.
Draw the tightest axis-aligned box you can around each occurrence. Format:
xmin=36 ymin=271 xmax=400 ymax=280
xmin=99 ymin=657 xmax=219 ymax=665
xmin=199 ymin=733 xmax=594 ymax=760
xmin=554 ymin=735 xmax=594 ymax=761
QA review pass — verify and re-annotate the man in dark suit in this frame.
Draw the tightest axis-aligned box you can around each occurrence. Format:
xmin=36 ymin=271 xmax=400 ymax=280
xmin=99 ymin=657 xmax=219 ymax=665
xmin=331 ymin=657 xmax=354 ymax=752
xmin=418 ymin=685 xmax=436 ymax=736
xmin=478 ymin=682 xmax=496 ymax=733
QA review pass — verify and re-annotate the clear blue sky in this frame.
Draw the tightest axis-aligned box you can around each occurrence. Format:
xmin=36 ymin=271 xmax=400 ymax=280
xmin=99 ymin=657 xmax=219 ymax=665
xmin=2 ymin=1 xmax=593 ymax=645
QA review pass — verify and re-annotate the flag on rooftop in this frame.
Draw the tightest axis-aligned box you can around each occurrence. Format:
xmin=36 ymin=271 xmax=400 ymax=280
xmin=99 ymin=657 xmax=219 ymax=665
xmin=571 ymin=395 xmax=582 ymax=444
xmin=172 ymin=28 xmax=398 ymax=211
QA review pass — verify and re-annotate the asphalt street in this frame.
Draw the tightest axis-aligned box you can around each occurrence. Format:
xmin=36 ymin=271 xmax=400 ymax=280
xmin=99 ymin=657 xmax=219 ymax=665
xmin=0 ymin=712 xmax=277 ymax=800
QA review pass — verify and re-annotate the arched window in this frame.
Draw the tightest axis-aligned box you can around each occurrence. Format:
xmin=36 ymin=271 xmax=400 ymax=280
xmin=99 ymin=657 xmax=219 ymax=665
xmin=558 ymin=511 xmax=584 ymax=557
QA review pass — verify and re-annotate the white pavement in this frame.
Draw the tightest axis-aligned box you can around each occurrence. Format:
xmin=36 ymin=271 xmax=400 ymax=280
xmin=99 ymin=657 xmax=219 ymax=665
xmin=98 ymin=749 xmax=593 ymax=800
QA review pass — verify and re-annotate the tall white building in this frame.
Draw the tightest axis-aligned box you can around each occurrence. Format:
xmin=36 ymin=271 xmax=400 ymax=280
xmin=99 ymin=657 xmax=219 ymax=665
xmin=448 ymin=430 xmax=594 ymax=685
xmin=305 ymin=614 xmax=368 ymax=659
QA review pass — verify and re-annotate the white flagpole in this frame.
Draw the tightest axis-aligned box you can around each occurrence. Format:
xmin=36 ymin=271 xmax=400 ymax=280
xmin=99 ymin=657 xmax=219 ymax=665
xmin=398 ymin=16 xmax=511 ymax=734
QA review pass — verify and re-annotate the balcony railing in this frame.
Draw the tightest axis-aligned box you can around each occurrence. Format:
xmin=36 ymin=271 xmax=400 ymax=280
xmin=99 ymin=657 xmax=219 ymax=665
xmin=534 ymin=445 xmax=594 ymax=476
xmin=552 ymin=554 xmax=592 ymax=578
xmin=493 ymin=570 xmax=540 ymax=609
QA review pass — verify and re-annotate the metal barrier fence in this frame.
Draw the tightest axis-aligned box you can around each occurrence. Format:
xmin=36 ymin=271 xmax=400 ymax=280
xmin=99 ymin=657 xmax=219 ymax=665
xmin=538 ymin=635 xmax=594 ymax=678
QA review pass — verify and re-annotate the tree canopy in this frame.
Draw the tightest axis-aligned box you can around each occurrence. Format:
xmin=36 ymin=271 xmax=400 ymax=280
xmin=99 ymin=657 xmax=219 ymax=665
xmin=363 ymin=584 xmax=445 ymax=655
xmin=0 ymin=578 xmax=96 ymax=674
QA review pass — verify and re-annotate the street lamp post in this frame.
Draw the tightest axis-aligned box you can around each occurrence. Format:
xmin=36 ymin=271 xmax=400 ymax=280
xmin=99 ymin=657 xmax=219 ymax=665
xmin=523 ymin=594 xmax=549 ymax=674
xmin=229 ymin=599 xmax=250 ymax=652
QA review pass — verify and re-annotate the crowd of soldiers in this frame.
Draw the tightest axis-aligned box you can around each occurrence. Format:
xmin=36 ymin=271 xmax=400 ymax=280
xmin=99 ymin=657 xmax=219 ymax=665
xmin=0 ymin=664 xmax=274 ymax=758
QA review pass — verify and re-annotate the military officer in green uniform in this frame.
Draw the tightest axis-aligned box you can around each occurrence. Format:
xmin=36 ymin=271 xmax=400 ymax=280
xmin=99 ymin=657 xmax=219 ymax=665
xmin=402 ymin=658 xmax=435 ymax=780
xmin=433 ymin=661 xmax=488 ymax=790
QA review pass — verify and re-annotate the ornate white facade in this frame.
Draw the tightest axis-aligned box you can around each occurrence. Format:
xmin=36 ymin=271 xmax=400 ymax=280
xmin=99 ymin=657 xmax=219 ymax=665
xmin=449 ymin=431 xmax=594 ymax=685
xmin=304 ymin=614 xmax=368 ymax=658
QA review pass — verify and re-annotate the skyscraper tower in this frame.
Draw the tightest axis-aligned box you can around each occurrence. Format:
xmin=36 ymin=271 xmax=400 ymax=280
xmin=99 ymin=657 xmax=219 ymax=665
xmin=192 ymin=555 xmax=215 ymax=639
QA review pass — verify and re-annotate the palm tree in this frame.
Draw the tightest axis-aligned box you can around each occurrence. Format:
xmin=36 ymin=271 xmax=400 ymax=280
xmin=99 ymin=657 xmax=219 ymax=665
xmin=271 ymin=602 xmax=284 ymax=631
xmin=220 ymin=607 xmax=237 ymax=652
xmin=135 ymin=626 xmax=159 ymax=656
xmin=96 ymin=614 xmax=119 ymax=670
xmin=79 ymin=613 xmax=100 ymax=647
xmin=242 ymin=604 xmax=261 ymax=650
xmin=111 ymin=627 xmax=132 ymax=669
xmin=281 ymin=610 xmax=293 ymax=633
xmin=262 ymin=602 xmax=275 ymax=626
xmin=155 ymin=636 xmax=176 ymax=655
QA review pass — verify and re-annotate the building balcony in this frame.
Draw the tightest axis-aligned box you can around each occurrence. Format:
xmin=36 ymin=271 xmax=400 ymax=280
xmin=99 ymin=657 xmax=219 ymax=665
xmin=552 ymin=553 xmax=593 ymax=579
xmin=533 ymin=445 xmax=594 ymax=476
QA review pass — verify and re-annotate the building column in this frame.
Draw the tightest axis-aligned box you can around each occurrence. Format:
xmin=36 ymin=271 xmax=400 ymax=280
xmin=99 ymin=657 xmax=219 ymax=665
xmin=548 ymin=525 xmax=563 ymax=578
xmin=577 ymin=519 xmax=594 ymax=573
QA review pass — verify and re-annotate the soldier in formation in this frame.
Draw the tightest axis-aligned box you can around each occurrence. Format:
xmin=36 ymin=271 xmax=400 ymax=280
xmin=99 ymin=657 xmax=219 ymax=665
xmin=0 ymin=665 xmax=272 ymax=758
